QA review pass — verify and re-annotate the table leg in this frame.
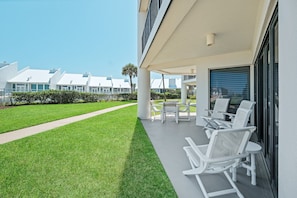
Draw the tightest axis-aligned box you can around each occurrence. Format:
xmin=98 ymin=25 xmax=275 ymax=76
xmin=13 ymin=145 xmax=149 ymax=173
xmin=250 ymin=153 xmax=257 ymax=185
xmin=246 ymin=155 xmax=251 ymax=176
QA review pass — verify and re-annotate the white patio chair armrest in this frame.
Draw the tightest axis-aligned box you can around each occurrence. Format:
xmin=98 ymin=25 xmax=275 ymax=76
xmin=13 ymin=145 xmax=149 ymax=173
xmin=213 ymin=119 xmax=232 ymax=128
xmin=201 ymin=115 xmax=211 ymax=119
xmin=154 ymin=104 xmax=162 ymax=108
xmin=221 ymin=112 xmax=236 ymax=120
xmin=185 ymin=137 xmax=209 ymax=161
xmin=205 ymin=109 xmax=214 ymax=114
xmin=185 ymin=137 xmax=249 ymax=163
xmin=205 ymin=153 xmax=249 ymax=163
xmin=177 ymin=103 xmax=183 ymax=108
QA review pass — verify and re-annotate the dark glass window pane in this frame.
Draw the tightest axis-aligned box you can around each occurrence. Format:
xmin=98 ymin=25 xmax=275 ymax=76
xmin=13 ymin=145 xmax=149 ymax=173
xmin=31 ymin=84 xmax=36 ymax=91
xmin=38 ymin=84 xmax=43 ymax=91
xmin=210 ymin=66 xmax=250 ymax=113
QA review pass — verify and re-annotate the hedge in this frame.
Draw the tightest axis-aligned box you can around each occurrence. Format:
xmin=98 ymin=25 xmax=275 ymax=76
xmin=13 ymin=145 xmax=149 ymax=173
xmin=10 ymin=90 xmax=136 ymax=105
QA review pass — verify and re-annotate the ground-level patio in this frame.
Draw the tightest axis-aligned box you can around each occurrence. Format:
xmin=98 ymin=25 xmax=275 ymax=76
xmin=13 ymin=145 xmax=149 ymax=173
xmin=141 ymin=115 xmax=274 ymax=198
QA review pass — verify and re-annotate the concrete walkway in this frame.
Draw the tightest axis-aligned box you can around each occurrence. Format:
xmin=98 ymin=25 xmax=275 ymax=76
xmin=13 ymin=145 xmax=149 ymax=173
xmin=0 ymin=103 xmax=136 ymax=144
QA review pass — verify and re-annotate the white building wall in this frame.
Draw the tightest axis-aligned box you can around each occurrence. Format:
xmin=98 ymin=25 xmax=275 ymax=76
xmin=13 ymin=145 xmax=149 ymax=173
xmin=0 ymin=62 xmax=18 ymax=90
xmin=279 ymin=0 xmax=297 ymax=197
xmin=195 ymin=63 xmax=255 ymax=127
xmin=49 ymin=70 xmax=63 ymax=90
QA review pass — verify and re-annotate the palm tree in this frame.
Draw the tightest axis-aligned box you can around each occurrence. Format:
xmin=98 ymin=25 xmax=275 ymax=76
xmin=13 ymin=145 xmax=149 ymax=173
xmin=122 ymin=63 xmax=137 ymax=93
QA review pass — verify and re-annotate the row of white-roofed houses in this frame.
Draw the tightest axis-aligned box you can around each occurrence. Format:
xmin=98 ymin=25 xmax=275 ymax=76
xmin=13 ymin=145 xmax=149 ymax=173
xmin=0 ymin=62 xmax=131 ymax=96
xmin=0 ymin=62 xmax=185 ymax=102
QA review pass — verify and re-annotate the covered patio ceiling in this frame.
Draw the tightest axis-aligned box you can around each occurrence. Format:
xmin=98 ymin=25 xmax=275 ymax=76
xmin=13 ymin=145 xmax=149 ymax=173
xmin=141 ymin=0 xmax=264 ymax=75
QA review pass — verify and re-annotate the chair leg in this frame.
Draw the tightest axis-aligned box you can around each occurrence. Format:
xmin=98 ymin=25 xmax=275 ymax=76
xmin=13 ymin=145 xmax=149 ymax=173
xmin=195 ymin=174 xmax=209 ymax=198
xmin=224 ymin=171 xmax=244 ymax=198
xmin=184 ymin=157 xmax=209 ymax=198
xmin=151 ymin=112 xmax=155 ymax=121
xmin=185 ymin=169 xmax=244 ymax=198
xmin=184 ymin=157 xmax=244 ymax=198
xmin=232 ymin=166 xmax=237 ymax=182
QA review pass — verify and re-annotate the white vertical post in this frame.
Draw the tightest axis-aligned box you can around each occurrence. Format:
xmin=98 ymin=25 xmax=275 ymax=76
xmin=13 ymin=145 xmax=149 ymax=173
xmin=196 ymin=66 xmax=209 ymax=126
xmin=181 ymin=76 xmax=187 ymax=104
xmin=137 ymin=68 xmax=151 ymax=119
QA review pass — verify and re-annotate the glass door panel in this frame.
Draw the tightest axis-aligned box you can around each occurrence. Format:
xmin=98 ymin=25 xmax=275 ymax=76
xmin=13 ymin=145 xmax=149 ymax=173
xmin=272 ymin=20 xmax=279 ymax=194
xmin=255 ymin=10 xmax=278 ymax=196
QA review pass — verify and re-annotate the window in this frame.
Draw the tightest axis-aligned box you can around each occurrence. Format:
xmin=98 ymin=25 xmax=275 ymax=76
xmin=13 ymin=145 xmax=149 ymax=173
xmin=16 ymin=84 xmax=26 ymax=92
xmin=210 ymin=66 xmax=250 ymax=113
xmin=31 ymin=84 xmax=37 ymax=91
xmin=38 ymin=84 xmax=43 ymax=91
xmin=76 ymin=86 xmax=84 ymax=92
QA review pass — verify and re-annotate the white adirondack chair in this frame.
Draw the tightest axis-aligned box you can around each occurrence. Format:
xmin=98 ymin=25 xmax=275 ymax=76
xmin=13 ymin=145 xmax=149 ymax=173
xmin=183 ymin=126 xmax=256 ymax=198
xmin=201 ymin=98 xmax=230 ymax=129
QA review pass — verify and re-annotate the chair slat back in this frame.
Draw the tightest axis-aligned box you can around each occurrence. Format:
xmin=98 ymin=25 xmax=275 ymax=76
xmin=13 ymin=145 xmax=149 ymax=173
xmin=232 ymin=108 xmax=252 ymax=129
xmin=206 ymin=127 xmax=256 ymax=159
xmin=163 ymin=101 xmax=178 ymax=112
xmin=239 ymin=100 xmax=256 ymax=110
xmin=212 ymin=98 xmax=230 ymax=119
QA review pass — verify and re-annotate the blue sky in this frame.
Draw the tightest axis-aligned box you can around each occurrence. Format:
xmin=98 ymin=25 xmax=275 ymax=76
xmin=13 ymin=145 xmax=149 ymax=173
xmin=0 ymin=0 xmax=138 ymax=78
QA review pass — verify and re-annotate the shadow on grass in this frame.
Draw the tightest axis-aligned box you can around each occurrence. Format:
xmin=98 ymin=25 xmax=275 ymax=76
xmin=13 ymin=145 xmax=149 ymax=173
xmin=117 ymin=118 xmax=177 ymax=198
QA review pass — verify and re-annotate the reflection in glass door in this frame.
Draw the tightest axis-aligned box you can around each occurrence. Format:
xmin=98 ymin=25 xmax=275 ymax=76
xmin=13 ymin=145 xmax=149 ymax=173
xmin=272 ymin=20 xmax=279 ymax=195
xmin=255 ymin=9 xmax=278 ymax=196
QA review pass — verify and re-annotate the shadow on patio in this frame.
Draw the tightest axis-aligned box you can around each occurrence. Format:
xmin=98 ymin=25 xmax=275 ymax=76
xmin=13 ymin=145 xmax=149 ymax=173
xmin=141 ymin=116 xmax=274 ymax=198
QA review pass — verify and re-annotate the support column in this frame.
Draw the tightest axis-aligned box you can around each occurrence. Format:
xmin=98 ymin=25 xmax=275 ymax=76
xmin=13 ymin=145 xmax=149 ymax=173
xmin=181 ymin=76 xmax=187 ymax=104
xmin=195 ymin=66 xmax=209 ymax=126
xmin=137 ymin=68 xmax=151 ymax=119
xmin=250 ymin=64 xmax=255 ymax=126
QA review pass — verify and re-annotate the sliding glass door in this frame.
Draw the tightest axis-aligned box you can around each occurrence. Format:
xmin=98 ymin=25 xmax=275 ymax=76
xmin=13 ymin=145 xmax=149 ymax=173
xmin=255 ymin=8 xmax=278 ymax=196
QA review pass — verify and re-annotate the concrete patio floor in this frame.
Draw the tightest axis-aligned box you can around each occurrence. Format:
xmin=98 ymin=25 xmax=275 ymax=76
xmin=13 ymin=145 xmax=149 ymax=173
xmin=141 ymin=115 xmax=274 ymax=198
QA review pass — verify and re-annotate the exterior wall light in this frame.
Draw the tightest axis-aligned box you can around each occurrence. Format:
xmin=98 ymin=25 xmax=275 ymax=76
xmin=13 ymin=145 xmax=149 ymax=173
xmin=206 ymin=33 xmax=215 ymax=46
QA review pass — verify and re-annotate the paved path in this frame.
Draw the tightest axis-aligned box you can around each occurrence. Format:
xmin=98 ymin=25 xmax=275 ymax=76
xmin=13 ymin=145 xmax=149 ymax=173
xmin=0 ymin=103 xmax=136 ymax=144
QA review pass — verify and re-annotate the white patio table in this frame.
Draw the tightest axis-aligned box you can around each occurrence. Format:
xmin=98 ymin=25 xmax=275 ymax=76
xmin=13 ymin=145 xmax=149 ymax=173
xmin=161 ymin=101 xmax=179 ymax=123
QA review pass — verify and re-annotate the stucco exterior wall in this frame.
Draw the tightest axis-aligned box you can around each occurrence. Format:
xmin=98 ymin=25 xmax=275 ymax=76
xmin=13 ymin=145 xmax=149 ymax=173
xmin=195 ymin=63 xmax=254 ymax=126
xmin=0 ymin=62 xmax=18 ymax=90
xmin=49 ymin=70 xmax=63 ymax=90
xmin=279 ymin=0 xmax=297 ymax=196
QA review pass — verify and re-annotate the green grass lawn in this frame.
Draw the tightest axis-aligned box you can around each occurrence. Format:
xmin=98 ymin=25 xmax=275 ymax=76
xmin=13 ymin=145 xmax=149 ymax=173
xmin=0 ymin=105 xmax=177 ymax=197
xmin=0 ymin=101 xmax=131 ymax=134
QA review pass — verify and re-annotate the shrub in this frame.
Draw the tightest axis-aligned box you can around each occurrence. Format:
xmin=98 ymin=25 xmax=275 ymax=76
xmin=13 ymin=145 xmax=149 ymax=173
xmin=118 ymin=93 xmax=137 ymax=101
xmin=10 ymin=91 xmax=137 ymax=105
